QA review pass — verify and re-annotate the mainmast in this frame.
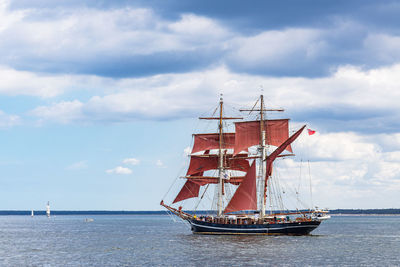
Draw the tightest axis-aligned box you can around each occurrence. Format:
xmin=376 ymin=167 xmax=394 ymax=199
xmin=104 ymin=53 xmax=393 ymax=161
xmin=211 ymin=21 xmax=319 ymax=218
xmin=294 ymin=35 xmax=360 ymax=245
xmin=258 ymin=96 xmax=284 ymax=217
xmin=240 ymin=95 xmax=284 ymax=218
xmin=259 ymin=95 xmax=267 ymax=218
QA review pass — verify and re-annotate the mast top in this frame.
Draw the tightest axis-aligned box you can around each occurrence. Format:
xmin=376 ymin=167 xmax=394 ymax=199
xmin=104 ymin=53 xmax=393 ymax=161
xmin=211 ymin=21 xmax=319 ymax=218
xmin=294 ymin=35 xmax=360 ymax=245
xmin=200 ymin=94 xmax=242 ymax=120
xmin=239 ymin=95 xmax=284 ymax=113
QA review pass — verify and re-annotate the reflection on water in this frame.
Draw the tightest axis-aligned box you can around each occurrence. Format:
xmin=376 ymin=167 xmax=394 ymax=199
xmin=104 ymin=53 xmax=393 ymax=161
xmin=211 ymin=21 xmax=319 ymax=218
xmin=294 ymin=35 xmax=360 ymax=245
xmin=0 ymin=215 xmax=399 ymax=266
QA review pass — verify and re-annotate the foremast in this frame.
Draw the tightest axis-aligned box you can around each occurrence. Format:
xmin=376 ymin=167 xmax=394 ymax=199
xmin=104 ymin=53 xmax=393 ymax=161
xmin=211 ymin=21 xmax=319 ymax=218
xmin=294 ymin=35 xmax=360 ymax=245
xmin=199 ymin=95 xmax=242 ymax=216
xmin=217 ymin=96 xmax=224 ymax=216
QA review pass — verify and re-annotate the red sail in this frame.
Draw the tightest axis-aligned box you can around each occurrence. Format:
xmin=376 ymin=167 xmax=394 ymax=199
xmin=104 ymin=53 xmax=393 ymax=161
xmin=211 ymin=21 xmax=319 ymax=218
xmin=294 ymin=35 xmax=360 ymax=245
xmin=267 ymin=125 xmax=306 ymax=167
xmin=227 ymin=156 xmax=250 ymax=172
xmin=264 ymin=125 xmax=306 ymax=199
xmin=224 ymin=162 xmax=257 ymax=213
xmin=192 ymin=133 xmax=235 ymax=153
xmin=187 ymin=154 xmax=250 ymax=175
xmin=234 ymin=119 xmax=291 ymax=155
xmin=173 ymin=177 xmax=201 ymax=204
xmin=173 ymin=173 xmax=246 ymax=203
xmin=187 ymin=156 xmax=218 ymax=175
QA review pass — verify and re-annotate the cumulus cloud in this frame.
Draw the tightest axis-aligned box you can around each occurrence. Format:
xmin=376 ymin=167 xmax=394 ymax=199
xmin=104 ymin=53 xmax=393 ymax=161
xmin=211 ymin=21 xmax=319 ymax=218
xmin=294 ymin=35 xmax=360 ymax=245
xmin=226 ymin=28 xmax=327 ymax=76
xmin=0 ymin=3 xmax=229 ymax=77
xmin=156 ymin=160 xmax=165 ymax=168
xmin=66 ymin=160 xmax=88 ymax=170
xmin=274 ymin=130 xmax=400 ymax=208
xmin=295 ymin=131 xmax=379 ymax=161
xmin=30 ymin=100 xmax=84 ymax=124
xmin=25 ymin=64 xmax=400 ymax=135
xmin=123 ymin=158 xmax=140 ymax=165
xmin=0 ymin=109 xmax=20 ymax=128
xmin=364 ymin=33 xmax=400 ymax=64
xmin=0 ymin=66 xmax=72 ymax=97
xmin=106 ymin=158 xmax=139 ymax=175
xmin=0 ymin=0 xmax=25 ymax=32
xmin=1 ymin=1 xmax=400 ymax=78
xmin=168 ymin=13 xmax=230 ymax=40
xmin=106 ymin=166 xmax=132 ymax=175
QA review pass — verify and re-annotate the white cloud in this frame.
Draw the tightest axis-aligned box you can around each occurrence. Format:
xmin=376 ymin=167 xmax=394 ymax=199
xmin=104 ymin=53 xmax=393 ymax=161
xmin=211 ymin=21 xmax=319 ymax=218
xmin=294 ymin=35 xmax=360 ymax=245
xmin=0 ymin=0 xmax=26 ymax=32
xmin=26 ymin=63 xmax=400 ymax=125
xmin=156 ymin=159 xmax=164 ymax=167
xmin=168 ymin=14 xmax=231 ymax=41
xmin=0 ymin=1 xmax=399 ymax=82
xmin=0 ymin=5 xmax=230 ymax=68
xmin=66 ymin=160 xmax=88 ymax=170
xmin=123 ymin=158 xmax=140 ymax=165
xmin=0 ymin=110 xmax=20 ymax=128
xmin=1 ymin=3 xmax=400 ymax=122
xmin=274 ymin=130 xmax=400 ymax=208
xmin=228 ymin=28 xmax=324 ymax=67
xmin=364 ymin=33 xmax=400 ymax=63
xmin=30 ymin=100 xmax=84 ymax=124
xmin=295 ymin=131 xmax=379 ymax=161
xmin=106 ymin=166 xmax=132 ymax=175
xmin=0 ymin=66 xmax=70 ymax=98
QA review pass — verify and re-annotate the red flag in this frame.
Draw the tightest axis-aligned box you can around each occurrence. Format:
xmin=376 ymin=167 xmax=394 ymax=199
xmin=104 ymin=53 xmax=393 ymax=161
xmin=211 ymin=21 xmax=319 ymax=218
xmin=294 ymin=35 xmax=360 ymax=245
xmin=307 ymin=129 xmax=316 ymax=135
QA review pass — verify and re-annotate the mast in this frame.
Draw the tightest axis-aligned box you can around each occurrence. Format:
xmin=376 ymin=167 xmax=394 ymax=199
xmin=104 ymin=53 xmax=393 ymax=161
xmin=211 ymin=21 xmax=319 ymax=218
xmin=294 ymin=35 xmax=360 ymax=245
xmin=239 ymin=95 xmax=284 ymax=217
xmin=259 ymin=95 xmax=267 ymax=218
xmin=217 ymin=95 xmax=224 ymax=216
xmin=198 ymin=95 xmax=242 ymax=216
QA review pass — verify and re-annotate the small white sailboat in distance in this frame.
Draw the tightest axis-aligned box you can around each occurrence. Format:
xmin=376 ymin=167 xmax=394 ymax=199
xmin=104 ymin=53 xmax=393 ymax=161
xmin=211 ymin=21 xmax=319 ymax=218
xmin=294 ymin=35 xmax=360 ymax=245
xmin=31 ymin=210 xmax=34 ymax=217
xmin=46 ymin=201 xmax=50 ymax=218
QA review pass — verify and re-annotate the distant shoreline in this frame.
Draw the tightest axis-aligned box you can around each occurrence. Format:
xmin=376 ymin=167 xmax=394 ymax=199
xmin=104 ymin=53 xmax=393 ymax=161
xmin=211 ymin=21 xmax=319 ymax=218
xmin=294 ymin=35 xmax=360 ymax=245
xmin=331 ymin=213 xmax=400 ymax=216
xmin=1 ymin=209 xmax=400 ymax=216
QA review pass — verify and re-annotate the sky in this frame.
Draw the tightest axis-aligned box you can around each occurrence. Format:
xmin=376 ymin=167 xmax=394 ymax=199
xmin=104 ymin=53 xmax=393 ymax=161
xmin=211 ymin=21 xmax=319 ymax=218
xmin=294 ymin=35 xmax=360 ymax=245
xmin=0 ymin=0 xmax=400 ymax=210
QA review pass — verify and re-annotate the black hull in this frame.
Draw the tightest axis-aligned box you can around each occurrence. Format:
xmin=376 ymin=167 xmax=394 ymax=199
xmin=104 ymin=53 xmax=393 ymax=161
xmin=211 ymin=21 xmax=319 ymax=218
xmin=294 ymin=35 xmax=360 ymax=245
xmin=188 ymin=219 xmax=321 ymax=235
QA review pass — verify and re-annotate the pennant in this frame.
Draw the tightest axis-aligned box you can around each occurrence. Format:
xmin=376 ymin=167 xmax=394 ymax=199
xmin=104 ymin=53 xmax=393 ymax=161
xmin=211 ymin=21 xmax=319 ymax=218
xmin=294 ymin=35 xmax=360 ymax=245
xmin=307 ymin=129 xmax=316 ymax=135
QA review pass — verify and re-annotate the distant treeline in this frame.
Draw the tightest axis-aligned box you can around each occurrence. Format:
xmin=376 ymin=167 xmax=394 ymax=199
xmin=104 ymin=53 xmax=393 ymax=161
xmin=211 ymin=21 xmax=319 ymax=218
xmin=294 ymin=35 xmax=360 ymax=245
xmin=1 ymin=209 xmax=400 ymax=215
xmin=329 ymin=209 xmax=400 ymax=214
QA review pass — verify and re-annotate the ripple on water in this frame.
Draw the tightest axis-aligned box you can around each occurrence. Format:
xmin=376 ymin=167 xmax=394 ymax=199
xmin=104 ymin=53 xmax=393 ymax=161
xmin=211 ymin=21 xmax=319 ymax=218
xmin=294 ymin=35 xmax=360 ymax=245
xmin=0 ymin=215 xmax=399 ymax=266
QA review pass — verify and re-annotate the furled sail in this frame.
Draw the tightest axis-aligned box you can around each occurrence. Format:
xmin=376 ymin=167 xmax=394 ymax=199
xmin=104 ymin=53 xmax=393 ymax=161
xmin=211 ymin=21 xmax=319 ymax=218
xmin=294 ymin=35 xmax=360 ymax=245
xmin=192 ymin=133 xmax=235 ymax=154
xmin=224 ymin=162 xmax=257 ymax=213
xmin=186 ymin=176 xmax=244 ymax=185
xmin=234 ymin=119 xmax=291 ymax=155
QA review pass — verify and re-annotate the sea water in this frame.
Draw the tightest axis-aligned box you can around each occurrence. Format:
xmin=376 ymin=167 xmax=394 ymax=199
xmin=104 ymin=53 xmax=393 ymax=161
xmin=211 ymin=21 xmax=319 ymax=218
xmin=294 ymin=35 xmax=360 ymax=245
xmin=0 ymin=215 xmax=399 ymax=266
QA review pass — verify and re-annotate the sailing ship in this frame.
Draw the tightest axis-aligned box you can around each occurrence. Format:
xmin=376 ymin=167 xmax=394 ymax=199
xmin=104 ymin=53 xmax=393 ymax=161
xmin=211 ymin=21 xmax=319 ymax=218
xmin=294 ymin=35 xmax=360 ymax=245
xmin=46 ymin=201 xmax=50 ymax=218
xmin=161 ymin=95 xmax=329 ymax=235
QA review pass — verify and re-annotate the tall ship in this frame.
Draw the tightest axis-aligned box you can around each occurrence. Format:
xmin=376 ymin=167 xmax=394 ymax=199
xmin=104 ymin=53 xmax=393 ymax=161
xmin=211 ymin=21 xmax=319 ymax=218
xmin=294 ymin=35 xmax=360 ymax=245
xmin=46 ymin=201 xmax=50 ymax=218
xmin=161 ymin=95 xmax=329 ymax=235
